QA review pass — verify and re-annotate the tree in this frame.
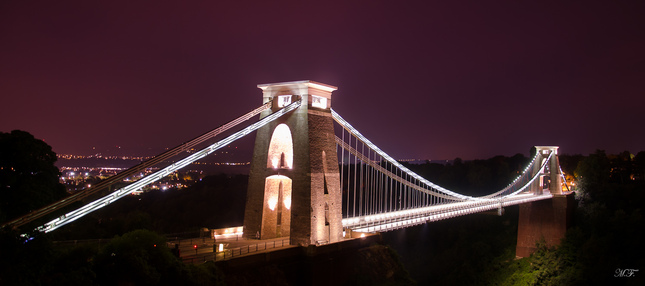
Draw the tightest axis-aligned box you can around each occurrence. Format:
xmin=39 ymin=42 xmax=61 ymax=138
xmin=558 ymin=154 xmax=584 ymax=179
xmin=94 ymin=229 xmax=186 ymax=285
xmin=635 ymin=151 xmax=645 ymax=180
xmin=466 ymin=160 xmax=492 ymax=191
xmin=0 ymin=130 xmax=67 ymax=222
xmin=93 ymin=229 xmax=226 ymax=285
xmin=574 ymin=150 xmax=610 ymax=203
xmin=611 ymin=150 xmax=633 ymax=184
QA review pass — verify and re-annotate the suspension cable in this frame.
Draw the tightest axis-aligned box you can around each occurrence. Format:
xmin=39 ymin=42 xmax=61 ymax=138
xmin=332 ymin=109 xmax=476 ymax=201
xmin=35 ymin=99 xmax=301 ymax=233
xmin=3 ymin=101 xmax=273 ymax=230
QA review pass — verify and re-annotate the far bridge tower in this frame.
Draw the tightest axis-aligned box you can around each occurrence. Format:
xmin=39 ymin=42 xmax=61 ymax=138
xmin=516 ymin=146 xmax=575 ymax=257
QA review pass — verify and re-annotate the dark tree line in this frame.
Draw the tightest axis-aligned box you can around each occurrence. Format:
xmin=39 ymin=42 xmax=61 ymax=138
xmin=489 ymin=150 xmax=645 ymax=285
xmin=0 ymin=131 xmax=235 ymax=285
xmin=0 ymin=130 xmax=67 ymax=222
xmin=0 ymin=130 xmax=411 ymax=285
xmin=0 ymin=228 xmax=225 ymax=285
xmin=2 ymin=130 xmax=644 ymax=285
xmin=47 ymin=173 xmax=248 ymax=240
xmin=402 ymin=154 xmax=529 ymax=196
xmin=384 ymin=150 xmax=645 ymax=285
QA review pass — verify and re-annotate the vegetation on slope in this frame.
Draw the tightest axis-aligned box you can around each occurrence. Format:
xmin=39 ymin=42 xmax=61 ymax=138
xmin=385 ymin=150 xmax=645 ymax=285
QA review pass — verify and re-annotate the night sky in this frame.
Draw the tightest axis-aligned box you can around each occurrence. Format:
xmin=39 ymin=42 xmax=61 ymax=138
xmin=1 ymin=1 xmax=644 ymax=160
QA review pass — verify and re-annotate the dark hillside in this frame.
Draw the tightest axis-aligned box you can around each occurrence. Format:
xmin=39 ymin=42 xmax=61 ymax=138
xmin=48 ymin=174 xmax=248 ymax=240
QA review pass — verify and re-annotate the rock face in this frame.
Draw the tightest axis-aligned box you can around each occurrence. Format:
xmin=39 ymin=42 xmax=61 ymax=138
xmin=216 ymin=238 xmax=414 ymax=286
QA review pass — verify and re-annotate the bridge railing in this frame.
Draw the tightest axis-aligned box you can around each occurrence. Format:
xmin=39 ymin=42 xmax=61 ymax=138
xmin=182 ymin=238 xmax=291 ymax=264
xmin=346 ymin=192 xmax=554 ymax=233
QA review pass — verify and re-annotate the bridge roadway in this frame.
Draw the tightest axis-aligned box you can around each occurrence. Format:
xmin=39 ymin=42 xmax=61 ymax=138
xmin=174 ymin=235 xmax=293 ymax=264
xmin=343 ymin=192 xmax=555 ymax=233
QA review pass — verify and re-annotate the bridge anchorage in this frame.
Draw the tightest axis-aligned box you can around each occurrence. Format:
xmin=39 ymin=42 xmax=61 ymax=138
xmin=3 ymin=80 xmax=573 ymax=258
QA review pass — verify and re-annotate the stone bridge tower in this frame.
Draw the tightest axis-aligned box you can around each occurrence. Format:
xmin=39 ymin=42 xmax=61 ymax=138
xmin=243 ymin=80 xmax=343 ymax=246
xmin=516 ymin=146 xmax=575 ymax=257
xmin=528 ymin=146 xmax=563 ymax=195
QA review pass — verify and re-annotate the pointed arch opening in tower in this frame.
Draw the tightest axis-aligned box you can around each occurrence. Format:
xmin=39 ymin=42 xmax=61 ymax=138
xmin=261 ymin=175 xmax=292 ymax=238
xmin=267 ymin=124 xmax=294 ymax=169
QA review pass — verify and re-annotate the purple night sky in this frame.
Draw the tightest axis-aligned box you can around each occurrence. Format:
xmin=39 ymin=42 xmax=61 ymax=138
xmin=1 ymin=1 xmax=644 ymax=160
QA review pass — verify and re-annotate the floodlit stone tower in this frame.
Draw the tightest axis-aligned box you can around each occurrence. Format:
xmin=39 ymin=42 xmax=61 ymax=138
xmin=516 ymin=146 xmax=574 ymax=257
xmin=529 ymin=146 xmax=563 ymax=195
xmin=243 ymin=80 xmax=343 ymax=246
